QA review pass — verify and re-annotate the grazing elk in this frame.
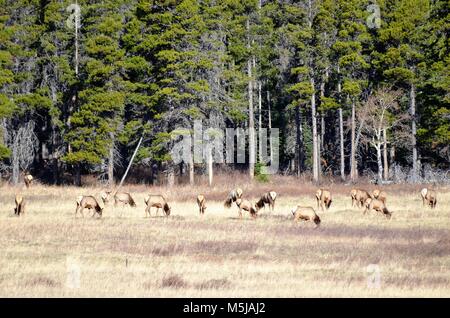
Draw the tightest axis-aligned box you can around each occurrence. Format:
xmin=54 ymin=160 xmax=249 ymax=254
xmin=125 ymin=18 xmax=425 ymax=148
xmin=316 ymin=189 xmax=332 ymax=211
xmin=114 ymin=192 xmax=137 ymax=207
xmin=421 ymin=188 xmax=437 ymax=208
xmin=372 ymin=189 xmax=387 ymax=205
xmin=224 ymin=187 xmax=243 ymax=208
xmin=255 ymin=191 xmax=277 ymax=212
xmin=196 ymin=194 xmax=206 ymax=215
xmin=364 ymin=198 xmax=392 ymax=219
xmin=235 ymin=198 xmax=257 ymax=219
xmin=14 ymin=194 xmax=25 ymax=216
xmin=144 ymin=194 xmax=171 ymax=216
xmin=354 ymin=189 xmax=371 ymax=208
xmin=75 ymin=195 xmax=104 ymax=217
xmin=24 ymin=174 xmax=33 ymax=188
xmin=291 ymin=206 xmax=321 ymax=227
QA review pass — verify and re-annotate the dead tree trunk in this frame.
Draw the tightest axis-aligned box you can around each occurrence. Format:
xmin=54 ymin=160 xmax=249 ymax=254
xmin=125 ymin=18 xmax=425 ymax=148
xmin=311 ymin=77 xmax=319 ymax=182
xmin=258 ymin=81 xmax=262 ymax=163
xmin=410 ymin=83 xmax=418 ymax=181
xmin=207 ymin=146 xmax=213 ymax=187
xmin=247 ymin=19 xmax=255 ymax=179
xmin=337 ymin=67 xmax=345 ymax=181
xmin=108 ymin=133 xmax=114 ymax=186
xmin=383 ymin=127 xmax=388 ymax=181
xmin=267 ymin=91 xmax=273 ymax=164
xmin=189 ymin=153 xmax=194 ymax=186
xmin=115 ymin=135 xmax=143 ymax=193
xmin=350 ymin=100 xmax=357 ymax=182
xmin=295 ymin=106 xmax=304 ymax=177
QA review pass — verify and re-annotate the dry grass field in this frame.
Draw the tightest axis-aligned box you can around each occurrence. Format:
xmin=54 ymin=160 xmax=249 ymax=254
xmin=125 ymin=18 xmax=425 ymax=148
xmin=0 ymin=176 xmax=449 ymax=297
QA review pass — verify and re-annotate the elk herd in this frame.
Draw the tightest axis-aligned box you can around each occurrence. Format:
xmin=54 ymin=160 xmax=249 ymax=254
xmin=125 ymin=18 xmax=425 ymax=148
xmin=11 ymin=174 xmax=440 ymax=227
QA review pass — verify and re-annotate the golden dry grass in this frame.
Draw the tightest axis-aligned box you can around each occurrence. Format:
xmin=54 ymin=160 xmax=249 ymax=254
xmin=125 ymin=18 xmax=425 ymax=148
xmin=0 ymin=180 xmax=449 ymax=297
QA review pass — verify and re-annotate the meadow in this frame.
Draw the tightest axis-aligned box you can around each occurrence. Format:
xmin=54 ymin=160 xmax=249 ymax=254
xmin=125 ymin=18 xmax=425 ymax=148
xmin=0 ymin=176 xmax=449 ymax=297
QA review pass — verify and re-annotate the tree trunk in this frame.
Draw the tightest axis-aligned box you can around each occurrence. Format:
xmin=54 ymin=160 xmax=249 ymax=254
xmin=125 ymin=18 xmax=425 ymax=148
xmin=12 ymin=147 xmax=19 ymax=185
xmin=376 ymin=142 xmax=383 ymax=182
xmin=189 ymin=154 xmax=194 ymax=186
xmin=410 ymin=83 xmax=418 ymax=181
xmin=108 ymin=133 xmax=114 ymax=186
xmin=311 ymin=77 xmax=319 ymax=182
xmin=390 ymin=145 xmax=395 ymax=170
xmin=350 ymin=101 xmax=357 ymax=182
xmin=207 ymin=146 xmax=213 ymax=187
xmin=247 ymin=19 xmax=255 ymax=179
xmin=337 ymin=68 xmax=345 ymax=181
xmin=167 ymin=163 xmax=175 ymax=187
xmin=267 ymin=91 xmax=273 ymax=164
xmin=383 ymin=127 xmax=388 ymax=181
xmin=321 ymin=115 xmax=325 ymax=151
xmin=75 ymin=164 xmax=81 ymax=186
xmin=258 ymin=81 xmax=262 ymax=163
xmin=295 ymin=106 xmax=304 ymax=176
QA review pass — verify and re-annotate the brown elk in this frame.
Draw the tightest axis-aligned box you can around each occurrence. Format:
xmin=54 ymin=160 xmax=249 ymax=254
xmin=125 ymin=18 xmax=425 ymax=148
xmin=114 ymin=192 xmax=137 ymax=207
xmin=224 ymin=188 xmax=243 ymax=208
xmin=235 ymin=198 xmax=257 ymax=219
xmin=421 ymin=188 xmax=437 ymax=208
xmin=372 ymin=189 xmax=387 ymax=205
xmin=350 ymin=189 xmax=358 ymax=207
xmin=316 ymin=189 xmax=332 ymax=211
xmin=75 ymin=195 xmax=104 ymax=217
xmin=24 ymin=174 xmax=33 ymax=188
xmin=291 ymin=206 xmax=321 ymax=227
xmin=144 ymin=194 xmax=171 ymax=216
xmin=355 ymin=189 xmax=371 ymax=208
xmin=364 ymin=198 xmax=392 ymax=218
xmin=255 ymin=191 xmax=277 ymax=212
xmin=196 ymin=194 xmax=206 ymax=215
xmin=14 ymin=194 xmax=25 ymax=216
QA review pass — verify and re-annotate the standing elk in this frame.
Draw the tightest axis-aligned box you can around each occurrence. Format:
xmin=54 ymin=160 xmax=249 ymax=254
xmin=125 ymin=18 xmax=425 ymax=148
xmin=350 ymin=189 xmax=358 ymax=207
xmin=224 ymin=187 xmax=243 ymax=208
xmin=235 ymin=198 xmax=257 ymax=219
xmin=196 ymin=194 xmax=206 ymax=215
xmin=316 ymin=189 xmax=332 ymax=211
xmin=24 ymin=174 xmax=33 ymax=188
xmin=255 ymin=191 xmax=277 ymax=212
xmin=421 ymin=188 xmax=437 ymax=208
xmin=144 ymin=194 xmax=171 ymax=217
xmin=372 ymin=189 xmax=387 ymax=205
xmin=14 ymin=194 xmax=25 ymax=216
xmin=291 ymin=206 xmax=321 ymax=227
xmin=364 ymin=198 xmax=392 ymax=219
xmin=75 ymin=195 xmax=104 ymax=217
xmin=114 ymin=192 xmax=137 ymax=207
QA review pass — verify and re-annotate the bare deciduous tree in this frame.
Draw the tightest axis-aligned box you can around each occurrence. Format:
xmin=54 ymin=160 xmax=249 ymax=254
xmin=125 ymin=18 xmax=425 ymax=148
xmin=360 ymin=88 xmax=409 ymax=182
xmin=8 ymin=121 xmax=38 ymax=185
